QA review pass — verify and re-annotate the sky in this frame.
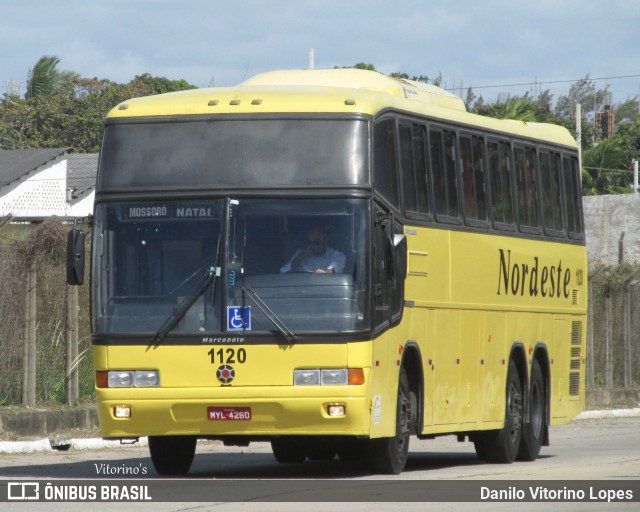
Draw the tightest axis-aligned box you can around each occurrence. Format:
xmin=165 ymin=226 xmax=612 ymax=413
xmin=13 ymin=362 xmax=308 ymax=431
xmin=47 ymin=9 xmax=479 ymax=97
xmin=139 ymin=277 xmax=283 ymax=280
xmin=1 ymin=0 xmax=639 ymax=106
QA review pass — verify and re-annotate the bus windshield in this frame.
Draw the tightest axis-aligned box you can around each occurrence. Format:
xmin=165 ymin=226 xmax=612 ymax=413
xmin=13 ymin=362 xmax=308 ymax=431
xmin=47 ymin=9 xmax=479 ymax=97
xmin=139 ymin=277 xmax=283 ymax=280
xmin=92 ymin=198 xmax=369 ymax=338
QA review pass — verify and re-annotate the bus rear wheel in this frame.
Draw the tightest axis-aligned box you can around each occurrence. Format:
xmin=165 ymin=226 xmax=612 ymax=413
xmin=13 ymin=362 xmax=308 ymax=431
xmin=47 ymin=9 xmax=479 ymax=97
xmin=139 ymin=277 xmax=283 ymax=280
xmin=518 ymin=359 xmax=545 ymax=461
xmin=366 ymin=367 xmax=411 ymax=474
xmin=474 ymin=360 xmax=523 ymax=463
xmin=148 ymin=435 xmax=197 ymax=475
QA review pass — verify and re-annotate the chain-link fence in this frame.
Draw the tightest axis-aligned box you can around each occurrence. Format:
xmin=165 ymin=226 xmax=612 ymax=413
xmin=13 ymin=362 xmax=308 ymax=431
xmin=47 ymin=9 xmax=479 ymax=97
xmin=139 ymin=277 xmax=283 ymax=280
xmin=0 ymin=218 xmax=93 ymax=406
xmin=588 ymin=264 xmax=640 ymax=390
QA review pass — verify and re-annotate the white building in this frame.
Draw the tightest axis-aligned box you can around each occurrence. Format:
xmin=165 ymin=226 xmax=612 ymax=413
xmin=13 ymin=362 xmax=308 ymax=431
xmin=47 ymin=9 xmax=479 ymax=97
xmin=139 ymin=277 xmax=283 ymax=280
xmin=0 ymin=148 xmax=97 ymax=219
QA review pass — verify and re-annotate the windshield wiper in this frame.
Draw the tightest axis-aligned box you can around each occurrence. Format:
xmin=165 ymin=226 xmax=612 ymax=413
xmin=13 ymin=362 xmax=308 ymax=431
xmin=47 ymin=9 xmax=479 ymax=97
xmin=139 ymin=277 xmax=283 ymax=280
xmin=149 ymin=267 xmax=217 ymax=347
xmin=150 ymin=236 xmax=221 ymax=347
xmin=242 ymin=285 xmax=297 ymax=344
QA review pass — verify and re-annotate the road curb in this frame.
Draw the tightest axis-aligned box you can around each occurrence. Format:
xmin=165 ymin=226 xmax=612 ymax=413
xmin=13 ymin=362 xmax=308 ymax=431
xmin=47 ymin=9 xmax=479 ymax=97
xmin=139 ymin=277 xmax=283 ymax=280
xmin=1 ymin=408 xmax=638 ymax=455
xmin=0 ymin=437 xmax=148 ymax=454
xmin=576 ymin=407 xmax=640 ymax=419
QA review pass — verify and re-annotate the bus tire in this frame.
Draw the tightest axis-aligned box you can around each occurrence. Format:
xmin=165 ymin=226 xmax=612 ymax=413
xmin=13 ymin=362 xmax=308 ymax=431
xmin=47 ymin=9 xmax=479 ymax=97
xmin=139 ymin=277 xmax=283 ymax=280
xmin=148 ymin=435 xmax=196 ymax=475
xmin=366 ymin=367 xmax=411 ymax=474
xmin=475 ymin=360 xmax=523 ymax=463
xmin=518 ymin=359 xmax=545 ymax=461
xmin=271 ymin=437 xmax=306 ymax=464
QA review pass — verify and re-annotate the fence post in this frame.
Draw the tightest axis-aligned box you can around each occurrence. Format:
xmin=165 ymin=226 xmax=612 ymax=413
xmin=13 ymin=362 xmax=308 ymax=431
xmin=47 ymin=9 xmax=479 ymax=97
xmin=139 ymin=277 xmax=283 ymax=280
xmin=66 ymin=284 xmax=79 ymax=405
xmin=587 ymin=267 xmax=604 ymax=389
xmin=22 ymin=258 xmax=36 ymax=407
xmin=604 ymin=284 xmax=614 ymax=390
xmin=622 ymin=270 xmax=640 ymax=389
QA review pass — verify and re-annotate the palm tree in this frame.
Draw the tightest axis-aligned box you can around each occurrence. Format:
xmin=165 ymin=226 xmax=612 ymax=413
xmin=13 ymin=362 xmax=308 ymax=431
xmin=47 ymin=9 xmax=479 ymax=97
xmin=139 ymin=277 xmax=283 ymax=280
xmin=501 ymin=97 xmax=545 ymax=122
xmin=26 ymin=55 xmax=79 ymax=98
xmin=582 ymin=138 xmax=631 ymax=195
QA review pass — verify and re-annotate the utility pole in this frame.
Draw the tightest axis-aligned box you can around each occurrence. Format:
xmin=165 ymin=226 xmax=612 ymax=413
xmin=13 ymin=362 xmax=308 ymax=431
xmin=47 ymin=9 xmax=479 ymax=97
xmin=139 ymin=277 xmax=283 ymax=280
xmin=576 ymin=103 xmax=582 ymax=185
xmin=633 ymin=159 xmax=638 ymax=193
xmin=308 ymin=48 xmax=315 ymax=70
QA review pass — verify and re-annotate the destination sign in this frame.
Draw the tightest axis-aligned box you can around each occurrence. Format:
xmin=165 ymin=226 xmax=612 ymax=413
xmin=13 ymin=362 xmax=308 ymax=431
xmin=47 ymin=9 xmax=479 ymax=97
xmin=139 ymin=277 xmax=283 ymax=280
xmin=122 ymin=203 xmax=220 ymax=220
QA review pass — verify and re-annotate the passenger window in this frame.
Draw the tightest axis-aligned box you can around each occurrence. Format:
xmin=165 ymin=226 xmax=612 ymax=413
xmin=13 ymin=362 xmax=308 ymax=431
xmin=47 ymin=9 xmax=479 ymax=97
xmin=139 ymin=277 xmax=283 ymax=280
xmin=460 ymin=134 xmax=487 ymax=224
xmin=400 ymin=122 xmax=430 ymax=217
xmin=488 ymin=140 xmax=514 ymax=227
xmin=515 ymin=146 xmax=539 ymax=230
xmin=563 ymin=155 xmax=584 ymax=237
xmin=430 ymin=128 xmax=459 ymax=220
xmin=540 ymin=151 xmax=564 ymax=234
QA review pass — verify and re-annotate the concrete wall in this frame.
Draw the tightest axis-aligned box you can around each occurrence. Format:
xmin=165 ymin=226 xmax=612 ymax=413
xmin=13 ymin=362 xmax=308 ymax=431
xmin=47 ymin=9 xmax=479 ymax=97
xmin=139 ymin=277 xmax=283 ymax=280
xmin=584 ymin=194 xmax=640 ymax=264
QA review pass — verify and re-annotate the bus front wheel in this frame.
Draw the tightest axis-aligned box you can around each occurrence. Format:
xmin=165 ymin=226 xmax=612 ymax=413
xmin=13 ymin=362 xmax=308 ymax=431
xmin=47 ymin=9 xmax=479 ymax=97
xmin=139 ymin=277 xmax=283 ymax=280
xmin=474 ymin=360 xmax=523 ymax=463
xmin=366 ymin=367 xmax=411 ymax=474
xmin=148 ymin=435 xmax=197 ymax=475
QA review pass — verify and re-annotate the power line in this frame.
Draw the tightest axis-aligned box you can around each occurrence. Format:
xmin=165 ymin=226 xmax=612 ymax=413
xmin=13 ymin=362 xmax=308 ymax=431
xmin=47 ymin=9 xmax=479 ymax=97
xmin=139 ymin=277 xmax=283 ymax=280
xmin=447 ymin=74 xmax=640 ymax=92
xmin=583 ymin=165 xmax=634 ymax=174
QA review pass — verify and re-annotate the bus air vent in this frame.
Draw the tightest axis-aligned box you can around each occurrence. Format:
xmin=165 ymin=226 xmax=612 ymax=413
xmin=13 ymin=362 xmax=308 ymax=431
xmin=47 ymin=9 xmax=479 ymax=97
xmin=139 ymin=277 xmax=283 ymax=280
xmin=571 ymin=321 xmax=582 ymax=345
xmin=569 ymin=372 xmax=580 ymax=396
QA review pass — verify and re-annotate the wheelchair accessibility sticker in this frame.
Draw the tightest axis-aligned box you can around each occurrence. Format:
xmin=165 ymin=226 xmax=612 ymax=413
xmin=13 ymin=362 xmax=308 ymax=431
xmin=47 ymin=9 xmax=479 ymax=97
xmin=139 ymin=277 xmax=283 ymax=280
xmin=227 ymin=306 xmax=251 ymax=331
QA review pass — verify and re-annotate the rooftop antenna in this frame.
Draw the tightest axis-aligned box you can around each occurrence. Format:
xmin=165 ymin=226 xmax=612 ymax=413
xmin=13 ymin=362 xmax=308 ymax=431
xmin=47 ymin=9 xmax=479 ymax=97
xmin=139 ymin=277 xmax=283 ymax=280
xmin=308 ymin=48 xmax=315 ymax=70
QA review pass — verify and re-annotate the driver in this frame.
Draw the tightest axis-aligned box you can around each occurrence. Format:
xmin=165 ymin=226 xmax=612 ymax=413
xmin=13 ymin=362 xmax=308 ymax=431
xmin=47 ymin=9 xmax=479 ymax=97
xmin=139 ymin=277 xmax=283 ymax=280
xmin=280 ymin=227 xmax=346 ymax=274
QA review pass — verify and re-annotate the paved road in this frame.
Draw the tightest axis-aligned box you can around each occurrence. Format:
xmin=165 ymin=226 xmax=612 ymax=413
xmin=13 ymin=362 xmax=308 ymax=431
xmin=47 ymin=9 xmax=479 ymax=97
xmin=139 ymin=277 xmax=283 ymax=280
xmin=1 ymin=416 xmax=639 ymax=511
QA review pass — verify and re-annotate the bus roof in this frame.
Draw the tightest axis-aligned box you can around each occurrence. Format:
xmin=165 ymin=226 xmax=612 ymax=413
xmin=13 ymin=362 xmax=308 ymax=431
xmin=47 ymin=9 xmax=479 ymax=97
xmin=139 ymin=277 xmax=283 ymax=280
xmin=108 ymin=68 xmax=576 ymax=148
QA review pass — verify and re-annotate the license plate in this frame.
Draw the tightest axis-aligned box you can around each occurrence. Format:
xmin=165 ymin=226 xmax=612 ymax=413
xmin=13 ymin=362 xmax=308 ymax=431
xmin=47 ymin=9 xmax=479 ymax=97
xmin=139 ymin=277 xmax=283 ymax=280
xmin=207 ymin=406 xmax=252 ymax=421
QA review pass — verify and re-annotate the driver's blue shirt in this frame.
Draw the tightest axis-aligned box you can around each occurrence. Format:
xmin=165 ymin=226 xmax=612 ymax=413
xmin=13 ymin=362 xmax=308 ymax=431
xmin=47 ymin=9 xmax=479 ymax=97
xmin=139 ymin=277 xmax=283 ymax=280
xmin=280 ymin=247 xmax=346 ymax=273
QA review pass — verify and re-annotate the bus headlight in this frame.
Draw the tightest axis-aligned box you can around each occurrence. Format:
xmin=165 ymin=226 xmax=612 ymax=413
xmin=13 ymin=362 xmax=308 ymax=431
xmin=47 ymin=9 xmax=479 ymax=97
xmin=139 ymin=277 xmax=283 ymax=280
xmin=98 ymin=370 xmax=160 ymax=388
xmin=321 ymin=369 xmax=348 ymax=385
xmin=134 ymin=370 xmax=160 ymax=387
xmin=108 ymin=371 xmax=134 ymax=388
xmin=294 ymin=368 xmax=363 ymax=386
xmin=294 ymin=369 xmax=320 ymax=385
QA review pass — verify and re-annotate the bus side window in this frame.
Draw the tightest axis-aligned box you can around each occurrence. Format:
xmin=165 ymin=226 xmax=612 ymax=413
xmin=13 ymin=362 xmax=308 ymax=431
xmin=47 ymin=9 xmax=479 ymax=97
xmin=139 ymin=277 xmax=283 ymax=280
xmin=460 ymin=134 xmax=488 ymax=224
xmin=515 ymin=146 xmax=540 ymax=231
xmin=540 ymin=151 xmax=564 ymax=235
xmin=488 ymin=140 xmax=514 ymax=228
xmin=430 ymin=127 xmax=459 ymax=221
xmin=563 ymin=155 xmax=584 ymax=238
xmin=399 ymin=122 xmax=430 ymax=217
xmin=373 ymin=119 xmax=400 ymax=209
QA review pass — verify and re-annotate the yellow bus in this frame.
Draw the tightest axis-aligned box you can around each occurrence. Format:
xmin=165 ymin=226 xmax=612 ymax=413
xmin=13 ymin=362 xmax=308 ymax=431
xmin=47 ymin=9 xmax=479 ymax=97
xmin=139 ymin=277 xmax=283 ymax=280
xmin=68 ymin=69 xmax=587 ymax=475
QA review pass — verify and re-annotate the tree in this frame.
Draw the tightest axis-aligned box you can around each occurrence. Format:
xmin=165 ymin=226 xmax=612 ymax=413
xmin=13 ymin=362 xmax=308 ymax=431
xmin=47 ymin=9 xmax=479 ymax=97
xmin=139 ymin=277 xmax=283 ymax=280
xmin=349 ymin=63 xmax=377 ymax=71
xmin=554 ymin=74 xmax=610 ymax=120
xmin=610 ymin=116 xmax=640 ymax=162
xmin=0 ymin=73 xmax=197 ymax=152
xmin=614 ymin=97 xmax=640 ymax=125
xmin=537 ymin=89 xmax=554 ymax=110
xmin=130 ymin=73 xmax=196 ymax=94
xmin=582 ymin=138 xmax=631 ymax=195
xmin=464 ymin=87 xmax=476 ymax=110
xmin=26 ymin=55 xmax=79 ymax=98
xmin=472 ymin=94 xmax=561 ymax=124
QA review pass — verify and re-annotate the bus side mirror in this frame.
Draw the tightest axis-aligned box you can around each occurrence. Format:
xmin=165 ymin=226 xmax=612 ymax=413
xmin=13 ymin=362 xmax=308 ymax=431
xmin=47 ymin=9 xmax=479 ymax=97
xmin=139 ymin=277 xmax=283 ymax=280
xmin=67 ymin=229 xmax=86 ymax=285
xmin=392 ymin=234 xmax=407 ymax=282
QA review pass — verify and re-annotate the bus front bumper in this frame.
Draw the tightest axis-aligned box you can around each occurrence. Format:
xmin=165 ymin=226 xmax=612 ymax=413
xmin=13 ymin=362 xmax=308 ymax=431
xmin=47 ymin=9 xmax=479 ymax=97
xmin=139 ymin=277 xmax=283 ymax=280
xmin=96 ymin=389 xmax=371 ymax=438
